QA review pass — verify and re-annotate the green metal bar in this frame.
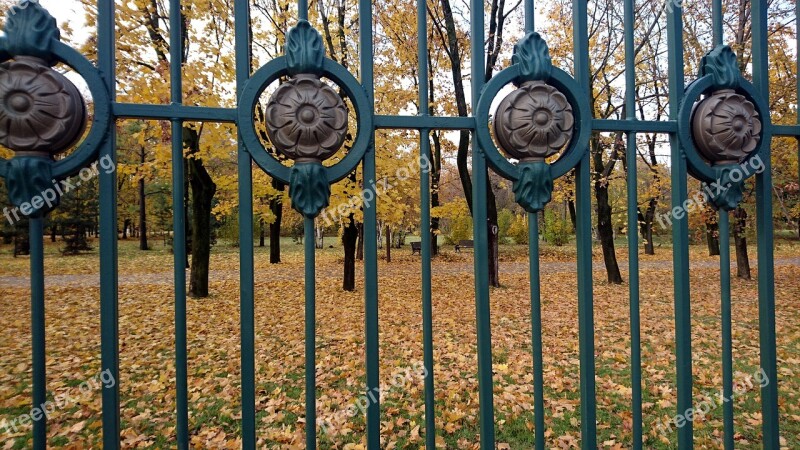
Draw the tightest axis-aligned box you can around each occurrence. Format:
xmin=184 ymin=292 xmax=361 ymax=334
xmin=469 ymin=0 xmax=495 ymax=446
xmin=420 ymin=130 xmax=435 ymax=449
xmin=169 ymin=0 xmax=189 ymax=447
xmin=752 ymin=1 xmax=780 ymax=447
xmin=29 ymin=218 xmax=46 ymax=450
xmin=667 ymin=1 xmax=693 ymax=447
xmin=623 ymin=0 xmax=642 ymax=446
xmin=304 ymin=217 xmax=317 ymax=449
xmin=98 ymin=0 xmax=121 ymax=448
xmin=524 ymin=0 xmax=534 ymax=32
xmin=359 ymin=0 xmax=380 ymax=446
xmin=712 ymin=0 xmax=723 ymax=47
xmin=417 ymin=2 xmax=436 ymax=447
xmin=374 ymin=115 xmax=474 ymax=130
xmin=773 ymin=124 xmax=800 ymax=136
xmin=234 ymin=0 xmax=256 ymax=447
xmin=718 ymin=211 xmax=734 ymax=449
xmin=572 ymin=0 xmax=597 ymax=446
xmin=112 ymin=103 xmax=236 ymax=122
xmin=528 ymin=214 xmax=544 ymax=450
xmin=298 ymin=0 xmax=308 ymax=21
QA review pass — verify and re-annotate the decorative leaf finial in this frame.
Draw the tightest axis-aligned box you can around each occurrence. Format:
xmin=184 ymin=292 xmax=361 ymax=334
xmin=285 ymin=20 xmax=325 ymax=77
xmin=512 ymin=32 xmax=552 ymax=84
xmin=0 ymin=0 xmax=61 ymax=65
xmin=700 ymin=45 xmax=740 ymax=90
xmin=512 ymin=161 xmax=553 ymax=213
xmin=289 ymin=162 xmax=330 ymax=217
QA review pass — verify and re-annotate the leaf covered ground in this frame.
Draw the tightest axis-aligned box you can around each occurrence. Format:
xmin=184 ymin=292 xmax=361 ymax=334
xmin=0 ymin=239 xmax=798 ymax=449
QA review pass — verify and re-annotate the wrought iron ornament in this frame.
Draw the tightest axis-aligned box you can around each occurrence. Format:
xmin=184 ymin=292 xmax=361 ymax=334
xmin=0 ymin=1 xmax=87 ymax=217
xmin=264 ymin=20 xmax=350 ymax=218
xmin=490 ymin=32 xmax=575 ymax=213
xmin=688 ymin=45 xmax=762 ymax=211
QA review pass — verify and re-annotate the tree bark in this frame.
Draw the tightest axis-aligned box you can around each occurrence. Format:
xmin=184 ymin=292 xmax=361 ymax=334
xmin=269 ymin=178 xmax=284 ymax=263
xmin=259 ymin=218 xmax=265 ymax=247
xmin=733 ymin=206 xmax=751 ymax=280
xmin=184 ymin=127 xmax=217 ymax=298
xmin=638 ymin=198 xmax=657 ymax=255
xmin=706 ymin=221 xmax=720 ymax=256
xmin=385 ymin=225 xmax=391 ymax=262
xmin=139 ymin=147 xmax=148 ymax=251
xmin=356 ymin=222 xmax=364 ymax=261
xmin=592 ymin=137 xmax=623 ymax=284
xmin=50 ymin=224 xmax=57 ymax=243
xmin=342 ymin=214 xmax=358 ymax=291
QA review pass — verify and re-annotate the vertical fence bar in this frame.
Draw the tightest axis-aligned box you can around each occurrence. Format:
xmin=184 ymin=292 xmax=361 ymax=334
xmin=303 ymin=217 xmax=317 ymax=449
xmin=469 ymin=0 xmax=495 ymax=447
xmin=359 ymin=0 xmax=380 ymax=446
xmin=752 ymin=1 xmax=780 ymax=447
xmin=666 ymin=1 xmax=693 ymax=447
xmin=572 ymin=0 xmax=597 ymax=446
xmin=168 ymin=0 xmax=189 ymax=447
xmin=29 ymin=218 xmax=45 ymax=450
xmin=718 ymin=212 xmax=734 ymax=449
xmin=712 ymin=0 xmax=723 ymax=47
xmin=97 ymin=0 xmax=121 ymax=448
xmin=233 ymin=0 xmax=256 ymax=447
xmin=623 ymin=0 xmax=642 ymax=447
xmin=528 ymin=214 xmax=545 ymax=450
xmin=417 ymin=1 xmax=436 ymax=447
xmin=524 ymin=0 xmax=534 ymax=33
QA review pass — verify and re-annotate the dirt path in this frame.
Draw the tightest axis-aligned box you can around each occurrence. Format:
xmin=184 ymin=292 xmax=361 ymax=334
xmin=1 ymin=257 xmax=798 ymax=289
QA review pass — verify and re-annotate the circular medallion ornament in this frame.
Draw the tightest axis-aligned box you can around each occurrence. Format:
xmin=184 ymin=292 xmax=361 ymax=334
xmin=691 ymin=89 xmax=761 ymax=164
xmin=265 ymin=75 xmax=348 ymax=162
xmin=0 ymin=56 xmax=86 ymax=155
xmin=493 ymin=80 xmax=574 ymax=162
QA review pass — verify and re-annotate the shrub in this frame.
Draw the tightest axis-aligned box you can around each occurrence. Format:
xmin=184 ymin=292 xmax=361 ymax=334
xmin=543 ymin=209 xmax=572 ymax=246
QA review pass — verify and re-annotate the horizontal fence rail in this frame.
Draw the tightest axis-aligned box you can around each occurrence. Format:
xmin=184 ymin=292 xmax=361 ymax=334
xmin=0 ymin=0 xmax=787 ymax=448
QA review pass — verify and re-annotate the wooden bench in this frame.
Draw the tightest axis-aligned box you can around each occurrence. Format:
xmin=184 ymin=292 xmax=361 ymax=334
xmin=411 ymin=241 xmax=421 ymax=255
xmin=455 ymin=240 xmax=474 ymax=253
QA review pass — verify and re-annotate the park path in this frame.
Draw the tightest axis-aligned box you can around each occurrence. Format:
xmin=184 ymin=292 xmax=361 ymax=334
xmin=0 ymin=257 xmax=798 ymax=289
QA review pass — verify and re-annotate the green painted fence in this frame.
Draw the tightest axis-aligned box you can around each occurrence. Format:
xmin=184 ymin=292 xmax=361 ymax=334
xmin=0 ymin=0 xmax=791 ymax=448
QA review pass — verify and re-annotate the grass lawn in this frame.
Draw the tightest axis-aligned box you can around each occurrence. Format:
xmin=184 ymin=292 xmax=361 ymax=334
xmin=0 ymin=235 xmax=798 ymax=448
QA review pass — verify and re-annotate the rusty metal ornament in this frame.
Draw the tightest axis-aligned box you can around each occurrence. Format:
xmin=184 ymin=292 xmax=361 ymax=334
xmin=265 ymin=74 xmax=348 ymax=162
xmin=263 ymin=20 xmax=352 ymax=218
xmin=0 ymin=56 xmax=87 ymax=155
xmin=0 ymin=1 xmax=88 ymax=218
xmin=493 ymin=80 xmax=574 ymax=162
xmin=691 ymin=89 xmax=761 ymax=164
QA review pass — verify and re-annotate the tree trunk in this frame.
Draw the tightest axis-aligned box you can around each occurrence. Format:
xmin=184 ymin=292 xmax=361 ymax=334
xmin=638 ymin=198 xmax=657 ymax=255
xmin=122 ymin=219 xmax=130 ymax=239
xmin=385 ymin=224 xmax=391 ymax=262
xmin=185 ymin=127 xmax=217 ymax=298
xmin=269 ymin=178 xmax=284 ymax=263
xmin=356 ymin=222 xmax=364 ymax=261
xmin=139 ymin=151 xmax=148 ymax=250
xmin=733 ymin=206 xmax=751 ymax=280
xmin=706 ymin=221 xmax=720 ymax=256
xmin=50 ymin=224 xmax=57 ymax=243
xmin=259 ymin=218 xmax=265 ymax=247
xmin=592 ymin=137 xmax=623 ymax=284
xmin=342 ymin=214 xmax=358 ymax=291
xmin=568 ymin=198 xmax=577 ymax=230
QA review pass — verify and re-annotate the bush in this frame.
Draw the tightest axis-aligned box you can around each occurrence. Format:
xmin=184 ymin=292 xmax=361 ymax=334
xmin=543 ymin=209 xmax=572 ymax=246
xmin=508 ymin=213 xmax=529 ymax=245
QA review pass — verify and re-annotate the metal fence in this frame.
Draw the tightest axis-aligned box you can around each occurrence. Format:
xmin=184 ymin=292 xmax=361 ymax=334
xmin=0 ymin=0 xmax=791 ymax=448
